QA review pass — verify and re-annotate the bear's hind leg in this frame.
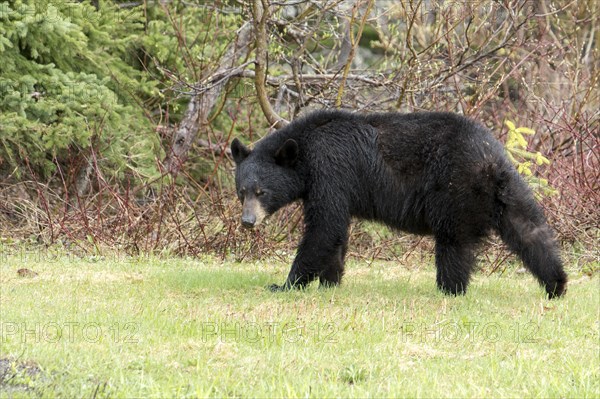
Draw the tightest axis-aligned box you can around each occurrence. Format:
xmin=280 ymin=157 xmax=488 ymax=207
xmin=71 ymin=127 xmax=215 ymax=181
xmin=496 ymin=188 xmax=567 ymax=298
xmin=434 ymin=238 xmax=476 ymax=296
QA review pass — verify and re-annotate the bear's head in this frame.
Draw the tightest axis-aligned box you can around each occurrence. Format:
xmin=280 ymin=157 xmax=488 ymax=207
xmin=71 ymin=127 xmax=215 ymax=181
xmin=230 ymin=138 xmax=304 ymax=229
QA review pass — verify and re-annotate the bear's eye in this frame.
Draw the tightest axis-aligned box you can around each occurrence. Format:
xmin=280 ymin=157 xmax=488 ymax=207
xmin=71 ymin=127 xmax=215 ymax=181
xmin=256 ymin=190 xmax=265 ymax=197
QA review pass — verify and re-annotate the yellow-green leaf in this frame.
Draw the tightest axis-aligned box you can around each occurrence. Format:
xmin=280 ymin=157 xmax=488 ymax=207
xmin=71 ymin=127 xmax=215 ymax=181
xmin=515 ymin=127 xmax=535 ymax=135
xmin=535 ymin=152 xmax=550 ymax=165
xmin=508 ymin=132 xmax=528 ymax=149
xmin=504 ymin=120 xmax=516 ymax=131
xmin=517 ymin=161 xmax=533 ymax=176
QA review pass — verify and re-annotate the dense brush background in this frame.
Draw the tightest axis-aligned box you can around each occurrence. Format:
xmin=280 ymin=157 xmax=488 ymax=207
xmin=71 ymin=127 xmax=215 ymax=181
xmin=0 ymin=0 xmax=597 ymax=270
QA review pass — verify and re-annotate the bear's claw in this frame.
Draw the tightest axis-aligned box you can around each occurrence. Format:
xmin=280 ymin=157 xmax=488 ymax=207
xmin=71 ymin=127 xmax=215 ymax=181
xmin=268 ymin=283 xmax=285 ymax=292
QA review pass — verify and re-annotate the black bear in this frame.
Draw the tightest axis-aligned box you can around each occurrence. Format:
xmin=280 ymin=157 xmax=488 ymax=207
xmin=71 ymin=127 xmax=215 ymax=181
xmin=231 ymin=110 xmax=567 ymax=298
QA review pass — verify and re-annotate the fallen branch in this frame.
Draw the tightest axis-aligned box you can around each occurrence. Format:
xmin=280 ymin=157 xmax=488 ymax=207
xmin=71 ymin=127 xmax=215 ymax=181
xmin=186 ymin=71 xmax=389 ymax=94
xmin=163 ymin=22 xmax=253 ymax=175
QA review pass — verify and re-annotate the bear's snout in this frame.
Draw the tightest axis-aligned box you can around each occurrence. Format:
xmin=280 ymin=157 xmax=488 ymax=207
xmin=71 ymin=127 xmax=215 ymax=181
xmin=241 ymin=197 xmax=267 ymax=229
xmin=241 ymin=214 xmax=256 ymax=229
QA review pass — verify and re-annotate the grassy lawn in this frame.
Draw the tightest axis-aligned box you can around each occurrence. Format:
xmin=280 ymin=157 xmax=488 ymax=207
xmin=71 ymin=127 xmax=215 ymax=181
xmin=0 ymin=249 xmax=598 ymax=398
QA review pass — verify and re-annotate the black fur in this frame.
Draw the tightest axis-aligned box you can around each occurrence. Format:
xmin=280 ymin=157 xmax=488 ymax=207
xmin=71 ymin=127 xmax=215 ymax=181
xmin=231 ymin=110 xmax=567 ymax=298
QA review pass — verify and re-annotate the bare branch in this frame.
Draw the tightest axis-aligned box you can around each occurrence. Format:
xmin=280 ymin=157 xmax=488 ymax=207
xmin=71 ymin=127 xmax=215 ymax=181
xmin=193 ymin=70 xmax=388 ymax=90
xmin=252 ymin=0 xmax=288 ymax=129
xmin=336 ymin=0 xmax=375 ymax=107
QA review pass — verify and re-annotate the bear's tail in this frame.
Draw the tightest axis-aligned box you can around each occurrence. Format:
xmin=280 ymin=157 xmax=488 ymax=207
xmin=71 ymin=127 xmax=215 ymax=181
xmin=495 ymin=173 xmax=567 ymax=298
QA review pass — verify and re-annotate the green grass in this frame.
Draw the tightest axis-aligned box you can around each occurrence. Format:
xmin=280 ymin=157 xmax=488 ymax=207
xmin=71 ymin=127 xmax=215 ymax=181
xmin=0 ymin=250 xmax=598 ymax=398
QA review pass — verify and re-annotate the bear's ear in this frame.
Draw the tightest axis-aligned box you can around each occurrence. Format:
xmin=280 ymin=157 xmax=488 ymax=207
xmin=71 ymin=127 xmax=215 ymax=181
xmin=231 ymin=138 xmax=251 ymax=164
xmin=275 ymin=139 xmax=299 ymax=168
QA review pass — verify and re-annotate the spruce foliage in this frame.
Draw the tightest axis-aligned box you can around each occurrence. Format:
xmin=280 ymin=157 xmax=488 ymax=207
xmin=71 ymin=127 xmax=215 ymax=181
xmin=0 ymin=0 xmax=160 ymax=180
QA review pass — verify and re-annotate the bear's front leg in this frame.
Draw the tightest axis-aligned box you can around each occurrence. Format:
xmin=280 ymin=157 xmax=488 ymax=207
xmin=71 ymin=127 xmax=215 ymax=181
xmin=318 ymin=241 xmax=348 ymax=288
xmin=270 ymin=211 xmax=349 ymax=291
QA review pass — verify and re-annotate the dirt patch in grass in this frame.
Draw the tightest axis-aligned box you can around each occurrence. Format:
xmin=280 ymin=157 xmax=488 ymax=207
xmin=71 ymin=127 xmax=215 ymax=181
xmin=0 ymin=357 xmax=43 ymax=393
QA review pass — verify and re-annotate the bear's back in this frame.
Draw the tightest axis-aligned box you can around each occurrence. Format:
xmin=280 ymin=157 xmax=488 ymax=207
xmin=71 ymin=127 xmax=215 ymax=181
xmin=368 ymin=112 xmax=508 ymax=177
xmin=253 ymin=110 xmax=508 ymax=182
